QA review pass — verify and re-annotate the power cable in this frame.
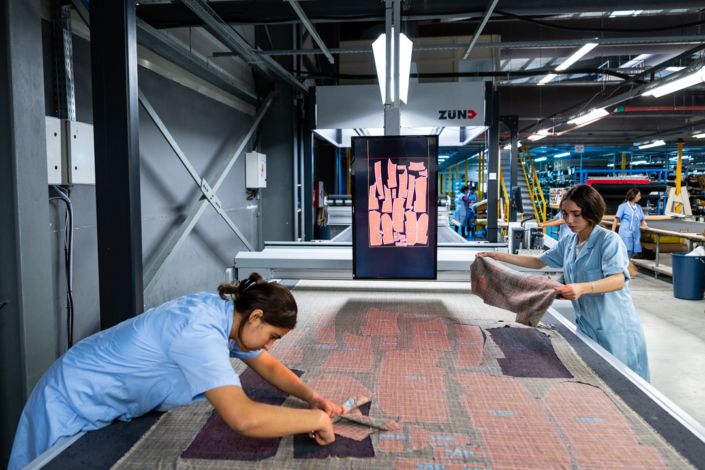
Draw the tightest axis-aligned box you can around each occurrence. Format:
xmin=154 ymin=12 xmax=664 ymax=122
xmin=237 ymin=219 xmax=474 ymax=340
xmin=51 ymin=186 xmax=75 ymax=349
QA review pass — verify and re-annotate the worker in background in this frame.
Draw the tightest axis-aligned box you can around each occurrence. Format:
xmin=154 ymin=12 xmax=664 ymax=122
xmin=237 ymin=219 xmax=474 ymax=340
xmin=478 ymin=185 xmax=649 ymax=381
xmin=454 ymin=185 xmax=470 ymax=238
xmin=539 ymin=188 xmax=571 ymax=240
xmin=612 ymin=188 xmax=648 ymax=258
xmin=466 ymin=185 xmax=478 ymax=238
xmin=9 ymin=273 xmax=342 ymax=470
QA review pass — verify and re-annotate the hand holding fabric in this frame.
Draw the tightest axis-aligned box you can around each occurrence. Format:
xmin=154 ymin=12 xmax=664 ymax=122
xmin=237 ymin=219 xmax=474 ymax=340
xmin=555 ymin=283 xmax=586 ymax=301
xmin=308 ymin=393 xmax=344 ymax=417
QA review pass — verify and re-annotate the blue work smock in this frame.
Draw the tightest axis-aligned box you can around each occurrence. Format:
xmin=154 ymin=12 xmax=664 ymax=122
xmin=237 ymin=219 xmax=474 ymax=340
xmin=553 ymin=212 xmax=571 ymax=240
xmin=615 ymin=201 xmax=645 ymax=253
xmin=9 ymin=292 xmax=261 ymax=470
xmin=539 ymin=225 xmax=650 ymax=381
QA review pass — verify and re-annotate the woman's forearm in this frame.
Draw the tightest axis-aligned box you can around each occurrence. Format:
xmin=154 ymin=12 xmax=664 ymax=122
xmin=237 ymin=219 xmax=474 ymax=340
xmin=581 ymin=273 xmax=625 ymax=295
xmin=492 ymin=252 xmax=545 ymax=269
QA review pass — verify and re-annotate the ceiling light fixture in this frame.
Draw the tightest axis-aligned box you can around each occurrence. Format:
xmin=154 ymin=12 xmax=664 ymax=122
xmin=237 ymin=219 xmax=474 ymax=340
xmin=502 ymin=140 xmax=522 ymax=150
xmin=632 ymin=160 xmax=648 ymax=165
xmin=554 ymin=152 xmax=571 ymax=158
xmin=619 ymin=54 xmax=652 ymax=69
xmin=642 ymin=66 xmax=705 ymax=98
xmin=528 ymin=128 xmax=551 ymax=141
xmin=537 ymin=73 xmax=557 ymax=86
xmin=693 ymin=132 xmax=705 ymax=139
xmin=372 ymin=29 xmax=413 ymax=104
xmin=567 ymin=107 xmax=609 ymax=125
xmin=637 ymin=140 xmax=666 ymax=149
xmin=534 ymin=157 xmax=548 ymax=162
xmin=555 ymin=43 xmax=598 ymax=71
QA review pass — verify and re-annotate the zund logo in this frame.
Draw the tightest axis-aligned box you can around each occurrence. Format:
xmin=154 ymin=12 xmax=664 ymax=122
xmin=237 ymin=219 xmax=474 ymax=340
xmin=438 ymin=109 xmax=477 ymax=120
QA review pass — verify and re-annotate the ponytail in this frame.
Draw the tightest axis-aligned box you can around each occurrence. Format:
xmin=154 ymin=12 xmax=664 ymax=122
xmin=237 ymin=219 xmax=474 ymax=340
xmin=218 ymin=272 xmax=298 ymax=346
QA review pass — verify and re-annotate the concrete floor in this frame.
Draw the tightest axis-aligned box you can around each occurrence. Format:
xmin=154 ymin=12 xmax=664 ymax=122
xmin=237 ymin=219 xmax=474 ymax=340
xmin=552 ymin=274 xmax=705 ymax=427
xmin=631 ymin=274 xmax=705 ymax=427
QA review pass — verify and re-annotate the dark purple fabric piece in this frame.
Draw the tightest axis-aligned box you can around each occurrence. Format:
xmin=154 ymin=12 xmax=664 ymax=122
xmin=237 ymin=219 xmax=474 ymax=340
xmin=181 ymin=368 xmax=303 ymax=461
xmin=489 ymin=327 xmax=573 ymax=379
xmin=294 ymin=403 xmax=375 ymax=459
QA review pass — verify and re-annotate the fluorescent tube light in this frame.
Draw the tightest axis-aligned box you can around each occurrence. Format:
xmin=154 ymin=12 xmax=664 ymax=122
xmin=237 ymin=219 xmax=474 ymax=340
xmin=537 ymin=73 xmax=557 ymax=86
xmin=637 ymin=140 xmax=666 ymax=149
xmin=555 ymin=43 xmax=598 ymax=71
xmin=372 ymin=30 xmax=413 ymax=104
xmin=567 ymin=107 xmax=609 ymax=125
xmin=528 ymin=128 xmax=550 ymax=141
xmin=619 ymin=54 xmax=651 ymax=69
xmin=502 ymin=140 xmax=521 ymax=150
xmin=631 ymin=160 xmax=648 ymax=165
xmin=610 ymin=10 xmax=642 ymax=17
xmin=642 ymin=66 xmax=705 ymax=98
xmin=693 ymin=133 xmax=705 ymax=139
xmin=534 ymin=157 xmax=547 ymax=162
xmin=554 ymin=152 xmax=571 ymax=158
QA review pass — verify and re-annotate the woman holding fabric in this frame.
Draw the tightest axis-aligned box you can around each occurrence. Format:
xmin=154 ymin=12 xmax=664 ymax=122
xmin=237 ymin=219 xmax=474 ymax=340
xmin=612 ymin=188 xmax=647 ymax=258
xmin=478 ymin=185 xmax=649 ymax=381
xmin=9 ymin=273 xmax=342 ymax=470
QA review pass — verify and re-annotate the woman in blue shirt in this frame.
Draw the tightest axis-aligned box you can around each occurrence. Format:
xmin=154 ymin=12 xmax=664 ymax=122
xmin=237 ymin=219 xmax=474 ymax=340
xmin=9 ymin=273 xmax=342 ymax=470
xmin=479 ymin=185 xmax=649 ymax=381
xmin=612 ymin=188 xmax=647 ymax=258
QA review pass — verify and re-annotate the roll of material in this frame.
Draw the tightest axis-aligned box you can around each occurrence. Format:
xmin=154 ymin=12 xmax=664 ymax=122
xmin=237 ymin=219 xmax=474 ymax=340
xmin=590 ymin=183 xmax=667 ymax=196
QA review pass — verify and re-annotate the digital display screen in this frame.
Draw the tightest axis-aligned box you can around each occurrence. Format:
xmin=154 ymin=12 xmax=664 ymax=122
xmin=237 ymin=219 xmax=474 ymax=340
xmin=352 ymin=136 xmax=438 ymax=279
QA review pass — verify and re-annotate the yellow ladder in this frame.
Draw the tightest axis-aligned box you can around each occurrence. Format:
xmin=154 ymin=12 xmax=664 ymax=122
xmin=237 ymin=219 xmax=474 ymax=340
xmin=518 ymin=146 xmax=547 ymax=223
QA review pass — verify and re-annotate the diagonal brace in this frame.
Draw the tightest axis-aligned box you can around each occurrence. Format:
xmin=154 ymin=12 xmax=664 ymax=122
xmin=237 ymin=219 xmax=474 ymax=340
xmin=143 ymin=92 xmax=276 ymax=295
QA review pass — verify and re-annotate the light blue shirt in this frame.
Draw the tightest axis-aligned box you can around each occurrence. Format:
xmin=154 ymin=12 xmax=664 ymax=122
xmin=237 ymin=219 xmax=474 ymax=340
xmin=9 ymin=292 xmax=261 ymax=470
xmin=615 ymin=201 xmax=645 ymax=253
xmin=539 ymin=225 xmax=649 ymax=381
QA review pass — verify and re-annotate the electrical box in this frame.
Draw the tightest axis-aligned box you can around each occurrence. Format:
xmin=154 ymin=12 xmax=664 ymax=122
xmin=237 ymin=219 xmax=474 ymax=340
xmin=246 ymin=151 xmax=267 ymax=188
xmin=45 ymin=116 xmax=63 ymax=185
xmin=65 ymin=120 xmax=95 ymax=185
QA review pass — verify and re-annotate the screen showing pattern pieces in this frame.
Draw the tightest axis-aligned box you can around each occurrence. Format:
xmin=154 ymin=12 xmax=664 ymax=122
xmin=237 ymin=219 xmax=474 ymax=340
xmin=352 ymin=136 xmax=438 ymax=279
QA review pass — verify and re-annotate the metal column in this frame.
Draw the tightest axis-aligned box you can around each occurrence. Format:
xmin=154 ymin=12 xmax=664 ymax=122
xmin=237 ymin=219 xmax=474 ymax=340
xmin=303 ymin=87 xmax=315 ymax=240
xmin=0 ymin=0 xmax=57 ymax=465
xmin=501 ymin=115 xmax=519 ymax=221
xmin=90 ymin=0 xmax=144 ymax=329
xmin=485 ymin=81 xmax=500 ymax=242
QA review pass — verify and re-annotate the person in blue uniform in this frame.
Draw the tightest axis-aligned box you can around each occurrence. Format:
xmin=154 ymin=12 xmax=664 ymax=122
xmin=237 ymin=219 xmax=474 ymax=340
xmin=466 ymin=186 xmax=478 ymax=238
xmin=539 ymin=212 xmax=571 ymax=240
xmin=9 ymin=273 xmax=343 ymax=470
xmin=612 ymin=188 xmax=647 ymax=258
xmin=454 ymin=185 xmax=470 ymax=238
xmin=479 ymin=185 xmax=650 ymax=381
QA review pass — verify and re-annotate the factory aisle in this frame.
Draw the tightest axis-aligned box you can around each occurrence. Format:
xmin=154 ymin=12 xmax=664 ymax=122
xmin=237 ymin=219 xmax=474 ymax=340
xmin=552 ymin=274 xmax=705 ymax=427
xmin=631 ymin=275 xmax=705 ymax=427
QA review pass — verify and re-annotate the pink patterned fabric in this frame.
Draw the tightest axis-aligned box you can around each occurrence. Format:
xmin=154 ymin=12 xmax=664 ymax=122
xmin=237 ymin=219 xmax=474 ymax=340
xmin=470 ymin=256 xmax=562 ymax=326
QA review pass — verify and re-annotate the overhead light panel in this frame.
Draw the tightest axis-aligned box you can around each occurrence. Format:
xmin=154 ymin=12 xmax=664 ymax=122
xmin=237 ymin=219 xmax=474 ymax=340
xmin=693 ymin=132 xmax=705 ymax=139
xmin=502 ymin=140 xmax=521 ymax=150
xmin=619 ymin=54 xmax=651 ymax=69
xmin=555 ymin=43 xmax=598 ymax=71
xmin=528 ymin=128 xmax=551 ymax=141
xmin=637 ymin=140 xmax=666 ymax=149
xmin=642 ymin=66 xmax=705 ymax=98
xmin=537 ymin=73 xmax=557 ymax=86
xmin=372 ymin=30 xmax=413 ymax=104
xmin=567 ymin=107 xmax=609 ymax=125
xmin=609 ymin=10 xmax=642 ymax=17
xmin=534 ymin=157 xmax=548 ymax=162
xmin=554 ymin=151 xmax=571 ymax=158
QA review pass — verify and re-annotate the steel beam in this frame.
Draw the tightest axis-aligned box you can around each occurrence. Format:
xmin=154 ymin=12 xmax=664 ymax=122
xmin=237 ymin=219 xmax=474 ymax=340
xmin=90 ymin=0 xmax=144 ymax=329
xmin=485 ymin=81 xmax=500 ymax=242
xmin=247 ymin=34 xmax=705 ymax=57
xmin=144 ymin=92 xmax=276 ymax=296
xmin=179 ymin=0 xmax=307 ymax=92
xmin=0 ymin=0 xmax=56 ymax=465
xmin=137 ymin=18 xmax=258 ymax=104
xmin=462 ymin=0 xmax=499 ymax=60
xmin=285 ymin=0 xmax=334 ymax=65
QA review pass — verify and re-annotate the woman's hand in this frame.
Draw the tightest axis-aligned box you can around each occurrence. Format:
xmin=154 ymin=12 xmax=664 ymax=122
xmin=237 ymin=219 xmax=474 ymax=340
xmin=555 ymin=283 xmax=587 ymax=300
xmin=309 ymin=410 xmax=335 ymax=445
xmin=309 ymin=393 xmax=344 ymax=417
xmin=476 ymin=251 xmax=502 ymax=260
